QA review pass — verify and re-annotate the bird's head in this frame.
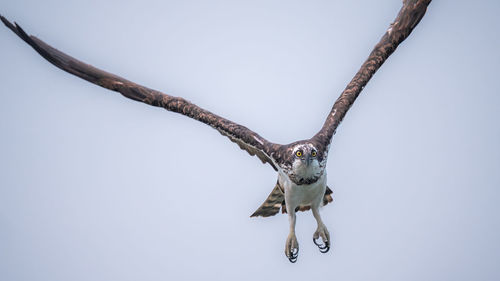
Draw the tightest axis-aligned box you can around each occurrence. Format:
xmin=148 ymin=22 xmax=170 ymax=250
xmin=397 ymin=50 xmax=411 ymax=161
xmin=292 ymin=143 xmax=319 ymax=168
xmin=275 ymin=141 xmax=327 ymax=184
xmin=287 ymin=143 xmax=324 ymax=182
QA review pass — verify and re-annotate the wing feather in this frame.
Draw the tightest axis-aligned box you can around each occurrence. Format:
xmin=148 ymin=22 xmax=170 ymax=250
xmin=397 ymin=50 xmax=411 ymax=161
xmin=1 ymin=16 xmax=278 ymax=170
xmin=312 ymin=0 xmax=432 ymax=152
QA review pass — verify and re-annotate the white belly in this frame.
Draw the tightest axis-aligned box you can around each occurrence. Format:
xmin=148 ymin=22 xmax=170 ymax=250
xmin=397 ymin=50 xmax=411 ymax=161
xmin=279 ymin=171 xmax=327 ymax=210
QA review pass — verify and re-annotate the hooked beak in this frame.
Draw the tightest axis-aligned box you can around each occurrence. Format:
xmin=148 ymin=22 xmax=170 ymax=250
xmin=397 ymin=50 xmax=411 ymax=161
xmin=303 ymin=155 xmax=311 ymax=167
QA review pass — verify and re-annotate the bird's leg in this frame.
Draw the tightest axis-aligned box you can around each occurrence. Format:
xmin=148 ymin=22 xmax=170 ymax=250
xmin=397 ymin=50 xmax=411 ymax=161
xmin=312 ymin=206 xmax=330 ymax=253
xmin=285 ymin=206 xmax=299 ymax=263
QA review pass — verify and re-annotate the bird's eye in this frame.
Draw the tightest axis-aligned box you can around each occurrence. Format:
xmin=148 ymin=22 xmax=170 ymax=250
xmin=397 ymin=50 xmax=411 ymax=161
xmin=295 ymin=150 xmax=303 ymax=157
xmin=311 ymin=150 xmax=317 ymax=157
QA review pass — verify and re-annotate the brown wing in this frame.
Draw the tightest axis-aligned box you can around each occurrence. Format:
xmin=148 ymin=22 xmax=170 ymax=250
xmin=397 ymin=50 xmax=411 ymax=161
xmin=312 ymin=0 xmax=432 ymax=152
xmin=1 ymin=16 xmax=279 ymax=171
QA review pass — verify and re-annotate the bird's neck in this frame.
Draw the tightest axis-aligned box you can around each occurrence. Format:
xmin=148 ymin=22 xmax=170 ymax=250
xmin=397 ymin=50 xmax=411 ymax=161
xmin=288 ymin=164 xmax=324 ymax=185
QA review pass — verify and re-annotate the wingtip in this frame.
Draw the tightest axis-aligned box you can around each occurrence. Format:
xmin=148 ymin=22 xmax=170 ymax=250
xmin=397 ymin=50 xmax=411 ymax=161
xmin=0 ymin=15 xmax=18 ymax=32
xmin=250 ymin=212 xmax=264 ymax=218
xmin=0 ymin=14 xmax=11 ymax=27
xmin=1 ymin=15 xmax=33 ymax=45
xmin=1 ymin=14 xmax=19 ymax=34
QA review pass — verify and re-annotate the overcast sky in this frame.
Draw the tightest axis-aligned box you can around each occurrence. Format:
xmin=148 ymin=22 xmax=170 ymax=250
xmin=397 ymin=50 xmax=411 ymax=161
xmin=1 ymin=0 xmax=500 ymax=280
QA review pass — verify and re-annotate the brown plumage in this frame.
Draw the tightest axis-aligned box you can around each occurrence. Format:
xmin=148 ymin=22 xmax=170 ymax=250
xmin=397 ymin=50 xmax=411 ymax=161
xmin=0 ymin=15 xmax=279 ymax=171
xmin=0 ymin=0 xmax=431 ymax=175
xmin=1 ymin=0 xmax=431 ymax=262
xmin=311 ymin=0 xmax=432 ymax=153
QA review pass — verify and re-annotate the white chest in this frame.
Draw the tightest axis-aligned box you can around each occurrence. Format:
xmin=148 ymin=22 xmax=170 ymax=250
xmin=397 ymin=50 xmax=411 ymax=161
xmin=278 ymin=171 xmax=327 ymax=209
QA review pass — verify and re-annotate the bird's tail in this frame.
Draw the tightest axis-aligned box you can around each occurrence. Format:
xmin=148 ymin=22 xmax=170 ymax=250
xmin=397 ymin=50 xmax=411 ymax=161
xmin=250 ymin=182 xmax=333 ymax=217
xmin=250 ymin=182 xmax=284 ymax=217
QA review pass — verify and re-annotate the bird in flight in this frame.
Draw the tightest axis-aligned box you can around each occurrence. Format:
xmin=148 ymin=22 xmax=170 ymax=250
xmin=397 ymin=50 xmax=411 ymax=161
xmin=1 ymin=0 xmax=430 ymax=263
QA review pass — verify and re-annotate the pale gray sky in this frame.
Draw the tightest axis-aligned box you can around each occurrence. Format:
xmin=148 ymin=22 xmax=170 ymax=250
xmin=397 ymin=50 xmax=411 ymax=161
xmin=1 ymin=0 xmax=500 ymax=280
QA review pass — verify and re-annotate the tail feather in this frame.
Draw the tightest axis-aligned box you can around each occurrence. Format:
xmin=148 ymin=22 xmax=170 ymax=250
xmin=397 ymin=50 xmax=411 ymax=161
xmin=323 ymin=186 xmax=333 ymax=206
xmin=250 ymin=182 xmax=284 ymax=217
xmin=251 ymin=184 xmax=334 ymax=218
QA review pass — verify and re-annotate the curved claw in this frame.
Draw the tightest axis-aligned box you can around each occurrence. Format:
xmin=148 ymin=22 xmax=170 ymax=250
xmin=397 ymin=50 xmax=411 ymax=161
xmin=313 ymin=237 xmax=323 ymax=247
xmin=287 ymin=247 xmax=299 ymax=263
xmin=313 ymin=237 xmax=330 ymax=253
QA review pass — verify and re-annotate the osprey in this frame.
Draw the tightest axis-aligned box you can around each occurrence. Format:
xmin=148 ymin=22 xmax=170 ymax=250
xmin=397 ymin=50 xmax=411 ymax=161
xmin=1 ymin=0 xmax=430 ymax=263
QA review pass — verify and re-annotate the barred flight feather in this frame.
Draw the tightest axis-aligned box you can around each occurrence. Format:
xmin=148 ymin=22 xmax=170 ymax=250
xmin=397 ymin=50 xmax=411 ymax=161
xmin=251 ymin=183 xmax=334 ymax=217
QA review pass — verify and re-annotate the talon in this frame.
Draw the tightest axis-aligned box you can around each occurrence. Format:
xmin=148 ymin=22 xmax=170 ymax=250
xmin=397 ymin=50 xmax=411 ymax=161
xmin=313 ymin=237 xmax=325 ymax=247
xmin=313 ymin=237 xmax=321 ymax=247
xmin=287 ymin=251 xmax=298 ymax=263
xmin=319 ymin=245 xmax=330 ymax=253
xmin=285 ymin=234 xmax=299 ymax=263
xmin=287 ymin=247 xmax=299 ymax=263
xmin=313 ymin=237 xmax=330 ymax=253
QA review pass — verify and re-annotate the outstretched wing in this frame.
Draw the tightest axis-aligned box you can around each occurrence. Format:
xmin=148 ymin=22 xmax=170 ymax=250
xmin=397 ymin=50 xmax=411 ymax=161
xmin=1 ymin=16 xmax=279 ymax=171
xmin=312 ymin=0 xmax=431 ymax=151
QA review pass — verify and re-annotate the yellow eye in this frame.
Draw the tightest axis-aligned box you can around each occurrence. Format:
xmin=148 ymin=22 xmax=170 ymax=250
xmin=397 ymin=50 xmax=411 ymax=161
xmin=295 ymin=150 xmax=302 ymax=157
xmin=311 ymin=151 xmax=317 ymax=157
